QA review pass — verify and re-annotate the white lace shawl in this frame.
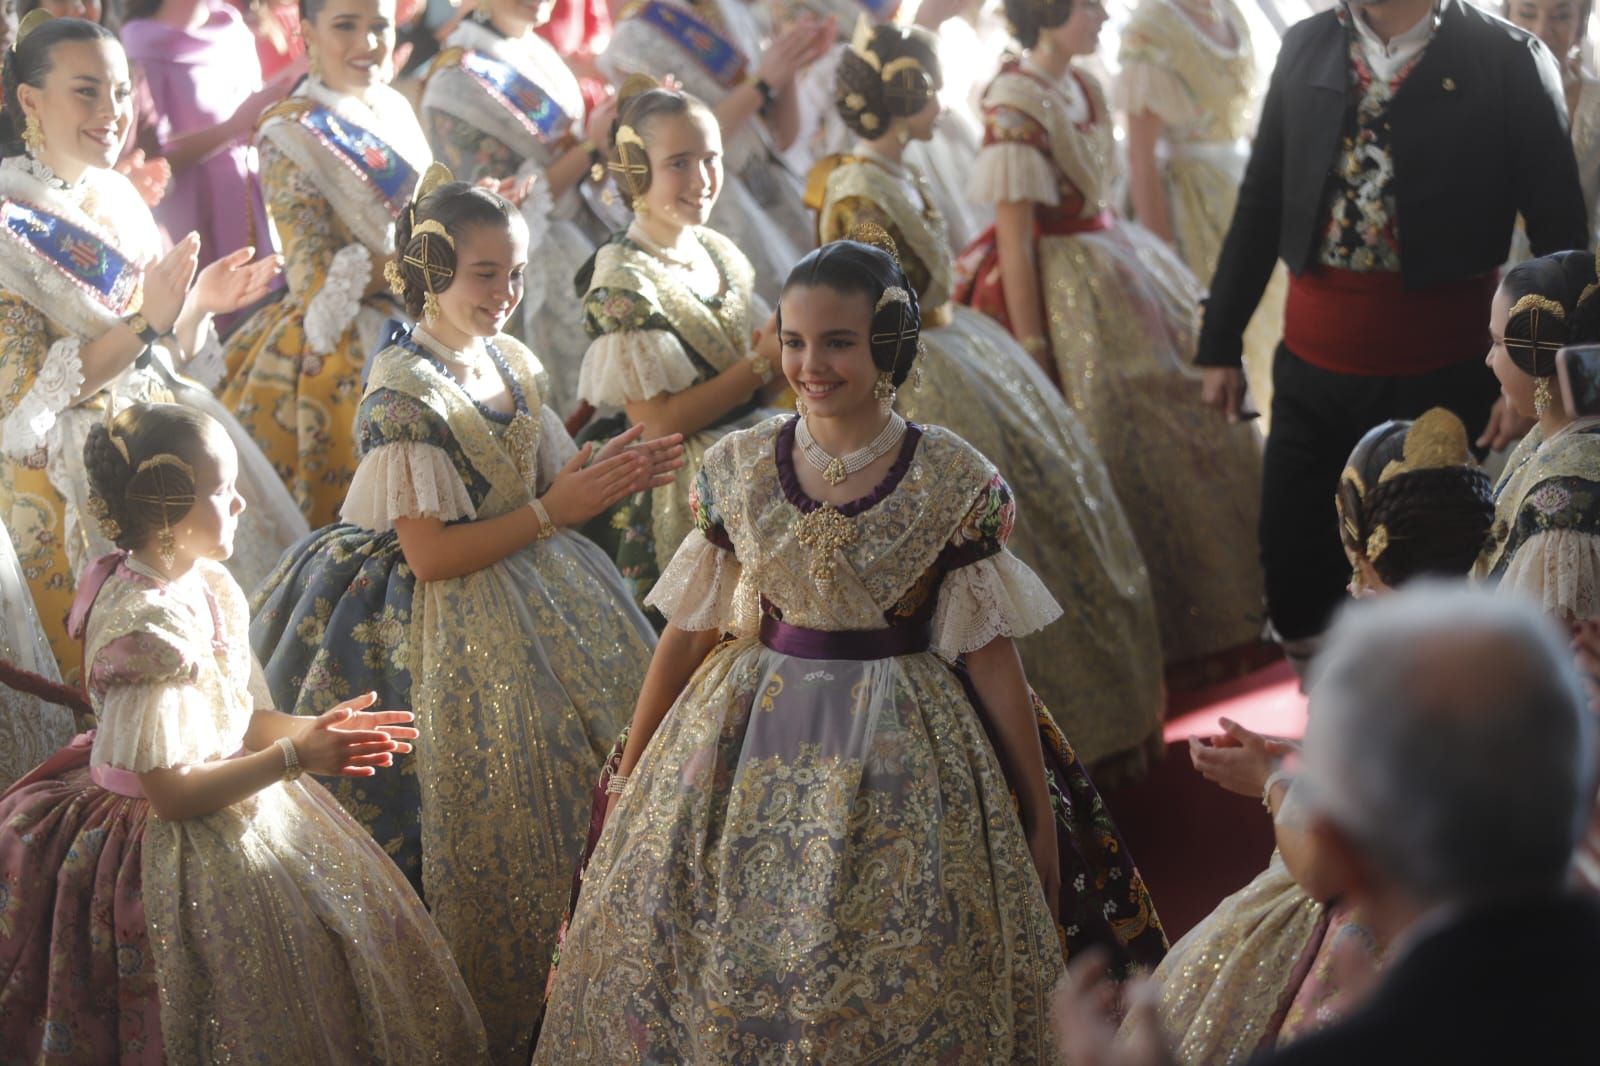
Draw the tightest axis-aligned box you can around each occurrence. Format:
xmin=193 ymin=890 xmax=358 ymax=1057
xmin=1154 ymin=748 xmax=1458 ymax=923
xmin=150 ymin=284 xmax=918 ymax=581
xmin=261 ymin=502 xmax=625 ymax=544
xmin=648 ymin=528 xmax=1062 ymax=656
xmin=970 ymin=143 xmax=1061 ymax=207
xmin=340 ymin=404 xmax=573 ymax=531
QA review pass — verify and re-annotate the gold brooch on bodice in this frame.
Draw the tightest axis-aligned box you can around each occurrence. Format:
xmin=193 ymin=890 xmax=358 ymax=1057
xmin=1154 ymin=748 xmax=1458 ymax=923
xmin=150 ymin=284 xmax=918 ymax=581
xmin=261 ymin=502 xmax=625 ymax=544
xmin=794 ymin=504 xmax=858 ymax=587
xmin=503 ymin=409 xmax=543 ymax=488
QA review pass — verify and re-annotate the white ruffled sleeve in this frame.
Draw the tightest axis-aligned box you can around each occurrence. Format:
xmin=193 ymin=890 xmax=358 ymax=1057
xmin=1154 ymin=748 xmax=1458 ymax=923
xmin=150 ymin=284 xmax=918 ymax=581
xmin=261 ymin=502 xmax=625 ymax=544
xmin=91 ymin=681 xmax=227 ymax=772
xmin=931 ymin=550 xmax=1063 ymax=657
xmin=339 ymin=441 xmax=476 ymax=531
xmin=1 ymin=335 xmax=83 ymax=461
xmin=1116 ymin=59 xmax=1202 ymax=128
xmin=645 ymin=528 xmax=754 ymax=633
xmin=1496 ymin=529 xmax=1600 ymax=621
xmin=304 ymin=243 xmax=371 ymax=355
xmin=577 ymin=329 xmax=701 ymax=408
xmin=970 ymin=142 xmax=1060 ymax=207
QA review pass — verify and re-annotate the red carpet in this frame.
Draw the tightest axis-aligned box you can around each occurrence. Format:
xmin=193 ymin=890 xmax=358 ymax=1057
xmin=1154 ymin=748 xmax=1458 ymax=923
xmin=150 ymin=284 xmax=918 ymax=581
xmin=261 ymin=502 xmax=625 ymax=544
xmin=1103 ymin=660 xmax=1309 ymax=941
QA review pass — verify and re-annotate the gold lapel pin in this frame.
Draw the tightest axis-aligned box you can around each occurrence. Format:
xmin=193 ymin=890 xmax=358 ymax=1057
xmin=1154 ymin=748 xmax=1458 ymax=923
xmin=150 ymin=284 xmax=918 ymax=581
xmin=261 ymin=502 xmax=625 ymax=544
xmin=1442 ymin=77 xmax=1457 ymax=91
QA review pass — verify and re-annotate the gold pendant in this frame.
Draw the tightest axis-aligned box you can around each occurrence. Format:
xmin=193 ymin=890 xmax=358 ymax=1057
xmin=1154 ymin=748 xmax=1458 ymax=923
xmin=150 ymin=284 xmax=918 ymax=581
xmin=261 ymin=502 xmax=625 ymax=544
xmin=795 ymin=504 xmax=857 ymax=587
xmin=823 ymin=457 xmax=847 ymax=486
xmin=504 ymin=410 xmax=542 ymax=488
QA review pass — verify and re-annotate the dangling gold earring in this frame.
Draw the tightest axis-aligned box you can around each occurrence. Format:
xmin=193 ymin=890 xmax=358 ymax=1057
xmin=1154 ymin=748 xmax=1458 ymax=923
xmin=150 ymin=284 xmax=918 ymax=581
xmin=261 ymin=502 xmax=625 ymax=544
xmin=423 ymin=290 xmax=442 ymax=324
xmin=873 ymin=372 xmax=896 ymax=413
xmin=795 ymin=396 xmax=809 ymax=418
xmin=22 ymin=115 xmax=44 ymax=157
xmin=474 ymin=0 xmax=493 ymax=21
xmin=631 ymin=197 xmax=649 ymax=217
xmin=157 ymin=524 xmax=177 ymax=571
xmin=1535 ymin=375 xmax=1554 ymax=416
xmin=307 ymin=45 xmax=322 ymax=80
xmin=894 ymin=121 xmax=910 ymax=147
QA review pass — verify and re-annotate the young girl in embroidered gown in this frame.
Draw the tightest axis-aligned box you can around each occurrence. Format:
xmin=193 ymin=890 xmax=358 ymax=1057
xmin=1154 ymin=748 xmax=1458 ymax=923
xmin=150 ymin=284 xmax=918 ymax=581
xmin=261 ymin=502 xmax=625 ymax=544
xmin=537 ymin=240 xmax=1167 ymax=1063
xmin=574 ymin=82 xmax=790 ymax=611
xmin=250 ymin=176 xmax=682 ymax=1063
xmin=1143 ymin=407 xmax=1493 ymax=1062
xmin=0 ymin=401 xmax=487 ymax=1062
xmin=0 ymin=15 xmax=304 ymax=673
xmin=419 ymin=0 xmax=618 ymax=414
xmin=1120 ymin=0 xmax=1286 ymax=424
xmin=810 ymin=19 xmax=1164 ymax=775
xmin=222 ymin=0 xmax=434 ymax=526
xmin=598 ymin=0 xmax=832 ymax=303
xmin=958 ymin=0 xmax=1265 ymax=667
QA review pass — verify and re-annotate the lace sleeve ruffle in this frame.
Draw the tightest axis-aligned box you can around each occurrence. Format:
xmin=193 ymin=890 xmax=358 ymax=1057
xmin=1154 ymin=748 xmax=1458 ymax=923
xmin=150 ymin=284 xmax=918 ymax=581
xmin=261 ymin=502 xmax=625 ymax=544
xmin=1496 ymin=529 xmax=1600 ymax=621
xmin=645 ymin=528 xmax=753 ymax=633
xmin=339 ymin=441 xmax=476 ymax=531
xmin=970 ymin=143 xmax=1060 ymax=207
xmin=91 ymin=681 xmax=227 ymax=772
xmin=1 ymin=335 xmax=83 ymax=461
xmin=1116 ymin=59 xmax=1201 ymax=128
xmin=931 ymin=549 xmax=1063 ymax=656
xmin=304 ymin=243 xmax=371 ymax=355
xmin=577 ymin=329 xmax=700 ymax=407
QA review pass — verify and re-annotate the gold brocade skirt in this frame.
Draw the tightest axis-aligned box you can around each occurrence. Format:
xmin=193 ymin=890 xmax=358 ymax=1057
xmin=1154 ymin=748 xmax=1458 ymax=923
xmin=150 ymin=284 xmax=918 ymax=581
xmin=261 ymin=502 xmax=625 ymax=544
xmin=221 ymin=296 xmax=373 ymax=528
xmin=1040 ymin=226 xmax=1265 ymax=664
xmin=899 ymin=306 xmax=1165 ymax=767
xmin=536 ymin=637 xmax=1064 ymax=1064
xmin=1138 ymin=852 xmax=1324 ymax=1064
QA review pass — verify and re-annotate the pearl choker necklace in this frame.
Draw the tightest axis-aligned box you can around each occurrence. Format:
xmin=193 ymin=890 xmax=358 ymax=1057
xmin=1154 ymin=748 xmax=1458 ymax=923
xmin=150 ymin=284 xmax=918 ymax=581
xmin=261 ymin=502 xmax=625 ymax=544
xmin=796 ymin=412 xmax=906 ymax=487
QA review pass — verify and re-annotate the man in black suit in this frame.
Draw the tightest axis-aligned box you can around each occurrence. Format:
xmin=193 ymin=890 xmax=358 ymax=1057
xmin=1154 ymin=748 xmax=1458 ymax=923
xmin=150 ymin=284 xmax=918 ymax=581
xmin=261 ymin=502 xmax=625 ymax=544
xmin=1196 ymin=0 xmax=1589 ymax=668
xmin=1055 ymin=584 xmax=1600 ymax=1066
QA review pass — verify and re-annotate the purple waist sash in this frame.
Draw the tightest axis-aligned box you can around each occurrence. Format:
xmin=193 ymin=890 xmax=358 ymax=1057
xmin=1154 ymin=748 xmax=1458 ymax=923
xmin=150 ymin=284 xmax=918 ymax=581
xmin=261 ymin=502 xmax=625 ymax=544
xmin=758 ymin=614 xmax=931 ymax=661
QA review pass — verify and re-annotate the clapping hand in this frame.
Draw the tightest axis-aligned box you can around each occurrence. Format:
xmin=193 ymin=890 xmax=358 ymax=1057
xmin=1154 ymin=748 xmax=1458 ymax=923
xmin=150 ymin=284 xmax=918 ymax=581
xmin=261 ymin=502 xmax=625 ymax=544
xmin=140 ymin=232 xmax=202 ymax=334
xmin=539 ymin=423 xmax=686 ymax=528
xmin=1188 ymin=716 xmax=1297 ymax=799
xmin=296 ymin=692 xmax=417 ymax=778
xmin=1051 ymin=950 xmax=1175 ymax=1066
xmin=191 ymin=245 xmax=283 ymax=317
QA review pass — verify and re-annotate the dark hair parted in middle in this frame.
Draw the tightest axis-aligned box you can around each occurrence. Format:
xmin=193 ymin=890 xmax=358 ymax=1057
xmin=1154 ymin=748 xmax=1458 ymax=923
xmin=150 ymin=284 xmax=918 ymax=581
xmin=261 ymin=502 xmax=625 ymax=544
xmin=83 ymin=403 xmax=216 ymax=551
xmin=835 ymin=21 xmax=941 ymax=140
xmin=1003 ymin=0 xmax=1074 ymax=49
xmin=1336 ymin=408 xmax=1495 ymax=588
xmin=780 ymin=239 xmax=924 ymax=386
xmin=389 ymin=181 xmax=518 ymax=319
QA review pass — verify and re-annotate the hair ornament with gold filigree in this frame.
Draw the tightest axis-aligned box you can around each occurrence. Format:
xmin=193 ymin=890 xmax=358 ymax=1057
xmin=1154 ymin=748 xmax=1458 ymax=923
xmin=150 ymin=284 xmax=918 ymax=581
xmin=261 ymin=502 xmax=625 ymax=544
xmin=835 ymin=16 xmax=939 ymax=141
xmin=388 ymin=162 xmax=459 ymax=321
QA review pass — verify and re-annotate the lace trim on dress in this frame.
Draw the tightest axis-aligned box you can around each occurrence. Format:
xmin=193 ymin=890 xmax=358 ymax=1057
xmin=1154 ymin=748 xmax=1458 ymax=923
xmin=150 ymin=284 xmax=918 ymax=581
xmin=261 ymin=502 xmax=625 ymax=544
xmin=90 ymin=679 xmax=231 ymax=772
xmin=1115 ymin=59 xmax=1203 ymax=129
xmin=340 ymin=441 xmax=477 ymax=531
xmin=930 ymin=549 xmax=1063 ymax=657
xmin=970 ymin=143 xmax=1061 ymax=207
xmin=1496 ymin=528 xmax=1600 ymax=622
xmin=0 ymin=335 xmax=82 ymax=460
xmin=645 ymin=527 xmax=755 ymax=633
xmin=305 ymin=243 xmax=372 ymax=355
xmin=577 ymin=329 xmax=701 ymax=407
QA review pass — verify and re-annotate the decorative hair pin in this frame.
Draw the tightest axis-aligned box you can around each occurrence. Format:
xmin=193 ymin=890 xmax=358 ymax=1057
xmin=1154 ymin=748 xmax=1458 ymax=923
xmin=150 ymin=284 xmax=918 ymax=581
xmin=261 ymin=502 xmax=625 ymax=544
xmin=126 ymin=454 xmax=197 ymax=569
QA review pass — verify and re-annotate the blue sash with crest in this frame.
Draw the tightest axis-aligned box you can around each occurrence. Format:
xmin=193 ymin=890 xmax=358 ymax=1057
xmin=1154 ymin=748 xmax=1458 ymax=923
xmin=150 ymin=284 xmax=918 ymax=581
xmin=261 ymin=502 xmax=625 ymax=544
xmin=0 ymin=199 xmax=141 ymax=314
xmin=636 ymin=1 xmax=746 ymax=89
xmin=459 ymin=50 xmax=574 ymax=145
xmin=297 ymin=106 xmax=419 ymax=218
xmin=855 ymin=0 xmax=899 ymax=19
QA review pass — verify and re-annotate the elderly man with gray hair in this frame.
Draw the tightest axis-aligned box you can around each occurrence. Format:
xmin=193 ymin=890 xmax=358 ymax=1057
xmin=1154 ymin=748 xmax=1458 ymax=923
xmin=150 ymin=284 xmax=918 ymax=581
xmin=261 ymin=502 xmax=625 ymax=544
xmin=1057 ymin=583 xmax=1600 ymax=1066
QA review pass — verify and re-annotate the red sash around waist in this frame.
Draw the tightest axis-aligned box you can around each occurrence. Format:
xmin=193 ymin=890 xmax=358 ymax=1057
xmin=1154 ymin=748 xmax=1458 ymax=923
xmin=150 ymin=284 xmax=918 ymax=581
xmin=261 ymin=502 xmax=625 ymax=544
xmin=1283 ymin=266 xmax=1496 ymax=377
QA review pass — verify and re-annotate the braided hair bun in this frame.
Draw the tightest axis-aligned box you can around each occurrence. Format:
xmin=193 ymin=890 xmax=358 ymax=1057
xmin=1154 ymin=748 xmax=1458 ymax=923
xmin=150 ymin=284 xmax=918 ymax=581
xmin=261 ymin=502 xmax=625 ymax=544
xmin=835 ymin=21 xmax=941 ymax=140
xmin=387 ymin=180 xmax=516 ymax=319
xmin=82 ymin=403 xmax=214 ymax=551
xmin=1336 ymin=408 xmax=1494 ymax=588
xmin=1003 ymin=0 xmax=1075 ymax=49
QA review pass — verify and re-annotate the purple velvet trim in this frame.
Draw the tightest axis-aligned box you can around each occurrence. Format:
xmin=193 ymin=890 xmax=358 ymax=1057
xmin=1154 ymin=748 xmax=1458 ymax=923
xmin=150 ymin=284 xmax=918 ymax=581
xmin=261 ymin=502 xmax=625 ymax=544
xmin=758 ymin=613 xmax=930 ymax=660
xmin=775 ymin=417 xmax=923 ymax=517
xmin=702 ymin=522 xmax=735 ymax=552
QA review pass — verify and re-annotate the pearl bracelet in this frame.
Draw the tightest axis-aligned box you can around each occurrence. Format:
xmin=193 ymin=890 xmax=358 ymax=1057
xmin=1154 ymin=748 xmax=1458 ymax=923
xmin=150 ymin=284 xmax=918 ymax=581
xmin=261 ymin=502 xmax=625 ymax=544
xmin=276 ymin=736 xmax=303 ymax=782
xmin=605 ymin=773 xmax=630 ymax=796
xmin=530 ymin=497 xmax=556 ymax=540
xmin=1261 ymin=768 xmax=1293 ymax=812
